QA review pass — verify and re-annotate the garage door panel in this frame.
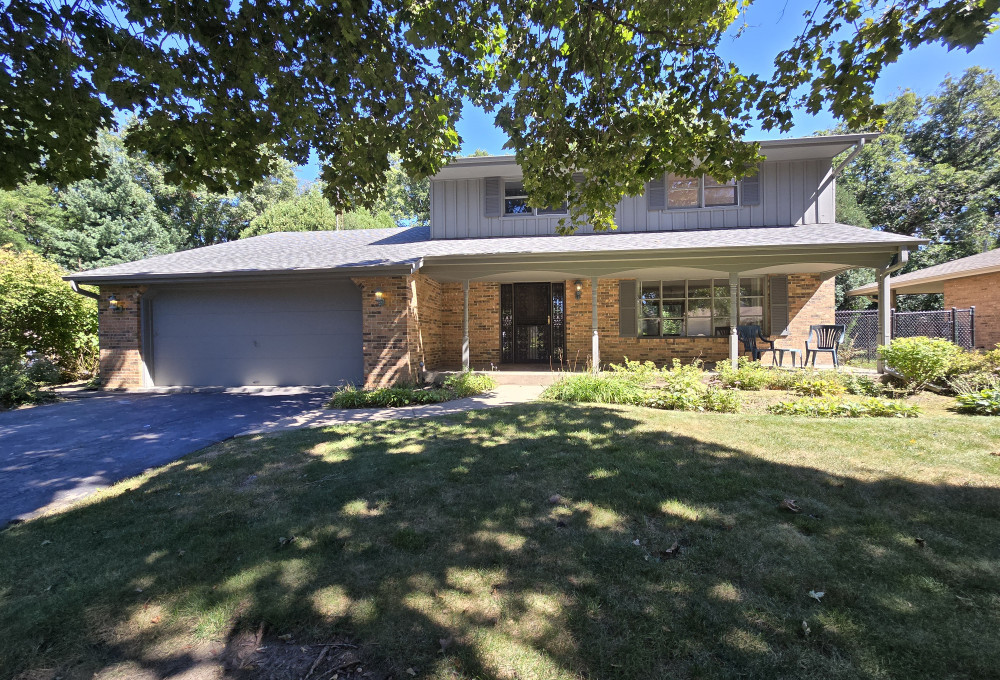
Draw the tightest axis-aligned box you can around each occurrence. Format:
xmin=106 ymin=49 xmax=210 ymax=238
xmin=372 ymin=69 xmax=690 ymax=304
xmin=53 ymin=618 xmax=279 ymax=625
xmin=151 ymin=282 xmax=363 ymax=386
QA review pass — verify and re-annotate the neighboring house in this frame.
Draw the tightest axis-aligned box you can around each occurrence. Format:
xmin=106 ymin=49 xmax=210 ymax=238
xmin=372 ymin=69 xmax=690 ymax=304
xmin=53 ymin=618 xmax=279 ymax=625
xmin=850 ymin=247 xmax=1000 ymax=349
xmin=66 ymin=134 xmax=922 ymax=389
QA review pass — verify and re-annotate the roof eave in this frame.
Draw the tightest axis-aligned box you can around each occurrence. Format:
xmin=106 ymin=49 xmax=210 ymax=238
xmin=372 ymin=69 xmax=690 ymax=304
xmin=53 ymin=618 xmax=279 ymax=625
xmin=63 ymin=261 xmax=422 ymax=286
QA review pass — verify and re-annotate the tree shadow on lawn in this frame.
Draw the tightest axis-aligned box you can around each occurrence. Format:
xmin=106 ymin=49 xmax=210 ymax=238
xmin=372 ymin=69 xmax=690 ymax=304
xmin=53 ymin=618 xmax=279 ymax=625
xmin=1 ymin=404 xmax=999 ymax=680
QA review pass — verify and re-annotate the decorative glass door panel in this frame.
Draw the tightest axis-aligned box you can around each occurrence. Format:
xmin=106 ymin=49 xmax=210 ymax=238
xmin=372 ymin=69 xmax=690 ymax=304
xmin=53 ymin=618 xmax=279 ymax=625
xmin=500 ymin=283 xmax=566 ymax=364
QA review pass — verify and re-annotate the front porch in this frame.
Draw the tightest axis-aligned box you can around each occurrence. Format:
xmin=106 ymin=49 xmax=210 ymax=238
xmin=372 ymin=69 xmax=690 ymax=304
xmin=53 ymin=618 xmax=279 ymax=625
xmin=353 ymin=272 xmax=840 ymax=389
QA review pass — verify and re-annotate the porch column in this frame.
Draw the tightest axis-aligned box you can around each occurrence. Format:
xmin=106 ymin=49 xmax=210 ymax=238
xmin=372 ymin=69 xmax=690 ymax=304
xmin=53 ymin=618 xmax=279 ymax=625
xmin=591 ymin=276 xmax=600 ymax=373
xmin=462 ymin=280 xmax=470 ymax=371
xmin=876 ymin=269 xmax=891 ymax=373
xmin=729 ymin=272 xmax=740 ymax=369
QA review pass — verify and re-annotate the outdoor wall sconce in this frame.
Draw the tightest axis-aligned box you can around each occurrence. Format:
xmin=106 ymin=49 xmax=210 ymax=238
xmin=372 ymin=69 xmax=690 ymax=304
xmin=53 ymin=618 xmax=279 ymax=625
xmin=374 ymin=287 xmax=385 ymax=306
xmin=574 ymin=280 xmax=583 ymax=299
xmin=108 ymin=293 xmax=121 ymax=311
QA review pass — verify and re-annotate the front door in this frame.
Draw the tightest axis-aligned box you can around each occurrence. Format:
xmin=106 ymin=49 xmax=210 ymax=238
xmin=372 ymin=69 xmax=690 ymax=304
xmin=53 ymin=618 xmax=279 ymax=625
xmin=500 ymin=282 xmax=566 ymax=364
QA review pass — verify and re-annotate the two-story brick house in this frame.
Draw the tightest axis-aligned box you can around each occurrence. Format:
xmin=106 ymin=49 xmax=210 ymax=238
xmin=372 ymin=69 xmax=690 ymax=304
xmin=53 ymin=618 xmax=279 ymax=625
xmin=66 ymin=134 xmax=921 ymax=389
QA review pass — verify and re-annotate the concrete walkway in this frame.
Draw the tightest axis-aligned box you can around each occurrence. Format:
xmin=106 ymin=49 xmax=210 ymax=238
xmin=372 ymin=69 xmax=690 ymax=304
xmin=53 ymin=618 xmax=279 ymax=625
xmin=0 ymin=385 xmax=543 ymax=524
xmin=238 ymin=384 xmax=545 ymax=434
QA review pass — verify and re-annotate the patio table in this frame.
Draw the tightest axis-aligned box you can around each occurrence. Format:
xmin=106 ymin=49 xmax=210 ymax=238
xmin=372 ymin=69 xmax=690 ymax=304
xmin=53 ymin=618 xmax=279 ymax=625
xmin=771 ymin=348 xmax=802 ymax=368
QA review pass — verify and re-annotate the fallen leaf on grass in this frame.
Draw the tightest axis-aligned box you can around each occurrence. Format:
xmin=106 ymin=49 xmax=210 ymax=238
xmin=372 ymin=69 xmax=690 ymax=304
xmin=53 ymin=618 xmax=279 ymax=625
xmin=548 ymin=494 xmax=563 ymax=505
xmin=808 ymin=590 xmax=825 ymax=602
xmin=40 ymin=540 xmax=52 ymax=546
xmin=801 ymin=620 xmax=811 ymax=637
xmin=779 ymin=499 xmax=801 ymax=513
xmin=277 ymin=536 xmax=296 ymax=549
xmin=914 ymin=537 xmax=926 ymax=548
xmin=438 ymin=636 xmax=454 ymax=654
xmin=277 ymin=633 xmax=293 ymax=641
xmin=658 ymin=542 xmax=681 ymax=559
xmin=407 ymin=669 xmax=417 ymax=677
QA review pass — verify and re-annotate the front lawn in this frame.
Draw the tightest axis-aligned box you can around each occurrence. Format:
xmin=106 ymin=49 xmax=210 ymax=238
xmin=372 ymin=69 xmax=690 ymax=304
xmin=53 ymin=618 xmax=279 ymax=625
xmin=2 ymin=405 xmax=999 ymax=679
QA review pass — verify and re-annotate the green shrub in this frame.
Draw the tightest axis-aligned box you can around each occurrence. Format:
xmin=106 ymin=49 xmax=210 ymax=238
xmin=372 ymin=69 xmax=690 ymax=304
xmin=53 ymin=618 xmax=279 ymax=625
xmin=768 ymin=396 xmax=920 ymax=418
xmin=715 ymin=358 xmax=798 ymax=390
xmin=843 ymin=373 xmax=885 ymax=397
xmin=442 ymin=371 xmax=498 ymax=397
xmin=702 ymin=388 xmax=742 ymax=413
xmin=546 ymin=360 xmax=739 ymax=413
xmin=0 ymin=351 xmax=55 ymax=408
xmin=792 ymin=377 xmax=846 ymax=397
xmin=877 ymin=337 xmax=964 ymax=391
xmin=0 ymin=246 xmax=98 ymax=378
xmin=328 ymin=384 xmax=453 ymax=408
xmin=542 ymin=373 xmax=645 ymax=404
xmin=954 ymin=388 xmax=1000 ymax=415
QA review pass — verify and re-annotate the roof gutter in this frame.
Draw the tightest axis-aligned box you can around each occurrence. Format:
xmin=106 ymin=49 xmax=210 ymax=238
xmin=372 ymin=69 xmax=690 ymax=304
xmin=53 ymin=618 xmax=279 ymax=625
xmin=69 ymin=279 xmax=100 ymax=300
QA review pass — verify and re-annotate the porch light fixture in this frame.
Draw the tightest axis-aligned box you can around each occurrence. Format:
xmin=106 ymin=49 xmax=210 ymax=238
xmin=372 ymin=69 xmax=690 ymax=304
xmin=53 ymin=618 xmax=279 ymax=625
xmin=108 ymin=293 xmax=121 ymax=311
xmin=374 ymin=287 xmax=385 ymax=306
xmin=574 ymin=280 xmax=583 ymax=299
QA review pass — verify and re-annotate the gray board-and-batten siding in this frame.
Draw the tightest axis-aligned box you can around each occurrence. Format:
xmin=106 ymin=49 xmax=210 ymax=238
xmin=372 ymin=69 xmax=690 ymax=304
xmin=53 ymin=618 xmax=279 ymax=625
xmin=430 ymin=159 xmax=835 ymax=239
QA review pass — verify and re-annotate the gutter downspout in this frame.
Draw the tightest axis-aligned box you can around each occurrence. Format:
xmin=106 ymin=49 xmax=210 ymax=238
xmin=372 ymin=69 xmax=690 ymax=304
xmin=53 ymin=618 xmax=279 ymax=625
xmin=69 ymin=280 xmax=100 ymax=300
xmin=876 ymin=248 xmax=909 ymax=374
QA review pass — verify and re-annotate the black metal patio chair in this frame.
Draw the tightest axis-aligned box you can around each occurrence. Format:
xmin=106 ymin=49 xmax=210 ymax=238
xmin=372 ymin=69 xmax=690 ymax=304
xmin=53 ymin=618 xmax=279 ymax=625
xmin=805 ymin=324 xmax=847 ymax=367
xmin=736 ymin=324 xmax=775 ymax=361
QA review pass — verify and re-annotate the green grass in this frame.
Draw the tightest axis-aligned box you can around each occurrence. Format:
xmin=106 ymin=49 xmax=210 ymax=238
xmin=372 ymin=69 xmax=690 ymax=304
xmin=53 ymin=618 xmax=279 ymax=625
xmin=2 ymin=405 xmax=1000 ymax=679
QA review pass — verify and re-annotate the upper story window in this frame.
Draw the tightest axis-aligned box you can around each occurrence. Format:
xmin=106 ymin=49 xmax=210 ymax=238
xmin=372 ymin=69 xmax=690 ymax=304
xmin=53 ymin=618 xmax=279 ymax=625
xmin=504 ymin=181 xmax=567 ymax=217
xmin=667 ymin=175 xmax=738 ymax=209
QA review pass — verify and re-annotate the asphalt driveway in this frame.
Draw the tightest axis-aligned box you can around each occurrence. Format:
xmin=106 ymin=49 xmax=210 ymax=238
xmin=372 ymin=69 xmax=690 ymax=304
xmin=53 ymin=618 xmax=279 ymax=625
xmin=0 ymin=385 xmax=543 ymax=525
xmin=0 ymin=390 xmax=329 ymax=524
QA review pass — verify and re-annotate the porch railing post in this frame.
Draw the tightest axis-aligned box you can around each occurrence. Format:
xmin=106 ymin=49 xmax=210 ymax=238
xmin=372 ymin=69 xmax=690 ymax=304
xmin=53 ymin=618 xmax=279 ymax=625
xmin=951 ymin=307 xmax=958 ymax=344
xmin=462 ymin=280 xmax=470 ymax=371
xmin=591 ymin=276 xmax=600 ymax=373
xmin=970 ymin=306 xmax=976 ymax=349
xmin=729 ymin=272 xmax=740 ymax=369
xmin=876 ymin=270 xmax=892 ymax=373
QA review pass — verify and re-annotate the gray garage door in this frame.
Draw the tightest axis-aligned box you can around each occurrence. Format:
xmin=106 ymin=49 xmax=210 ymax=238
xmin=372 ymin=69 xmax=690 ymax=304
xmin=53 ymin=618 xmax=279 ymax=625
xmin=149 ymin=281 xmax=363 ymax=387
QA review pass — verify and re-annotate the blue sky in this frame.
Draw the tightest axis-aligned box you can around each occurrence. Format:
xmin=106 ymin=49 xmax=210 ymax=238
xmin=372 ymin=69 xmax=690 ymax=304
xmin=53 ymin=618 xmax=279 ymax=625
xmin=297 ymin=2 xmax=1000 ymax=181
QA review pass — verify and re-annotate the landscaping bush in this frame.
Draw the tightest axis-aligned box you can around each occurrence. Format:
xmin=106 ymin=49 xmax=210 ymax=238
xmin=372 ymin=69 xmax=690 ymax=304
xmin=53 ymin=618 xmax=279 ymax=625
xmin=0 ymin=246 xmax=98 ymax=378
xmin=0 ymin=350 xmax=55 ymax=408
xmin=768 ymin=396 xmax=920 ymax=418
xmin=441 ymin=370 xmax=498 ymax=397
xmin=328 ymin=384 xmax=453 ymax=408
xmin=877 ymin=337 xmax=964 ymax=391
xmin=715 ymin=357 xmax=797 ymax=390
xmin=843 ymin=373 xmax=886 ymax=397
xmin=542 ymin=372 xmax=645 ymax=404
xmin=792 ymin=376 xmax=846 ymax=397
xmin=329 ymin=371 xmax=498 ymax=409
xmin=954 ymin=388 xmax=1000 ymax=415
xmin=546 ymin=360 xmax=740 ymax=413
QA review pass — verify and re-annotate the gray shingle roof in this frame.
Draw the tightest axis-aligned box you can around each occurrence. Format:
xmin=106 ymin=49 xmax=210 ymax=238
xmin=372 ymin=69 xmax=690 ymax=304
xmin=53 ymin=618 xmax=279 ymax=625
xmin=66 ymin=223 xmax=922 ymax=283
xmin=849 ymin=247 xmax=1000 ymax=296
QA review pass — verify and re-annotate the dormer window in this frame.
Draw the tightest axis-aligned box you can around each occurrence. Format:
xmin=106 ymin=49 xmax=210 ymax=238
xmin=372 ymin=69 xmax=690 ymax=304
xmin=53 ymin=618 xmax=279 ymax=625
xmin=504 ymin=181 xmax=568 ymax=217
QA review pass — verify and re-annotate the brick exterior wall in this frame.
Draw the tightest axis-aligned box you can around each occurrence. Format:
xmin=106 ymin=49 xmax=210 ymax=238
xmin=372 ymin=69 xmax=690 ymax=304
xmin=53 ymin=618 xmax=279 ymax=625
xmin=98 ymin=285 xmax=146 ymax=389
xmin=95 ymin=272 xmax=836 ymax=389
xmin=774 ymin=274 xmax=837 ymax=366
xmin=945 ymin=272 xmax=997 ymax=349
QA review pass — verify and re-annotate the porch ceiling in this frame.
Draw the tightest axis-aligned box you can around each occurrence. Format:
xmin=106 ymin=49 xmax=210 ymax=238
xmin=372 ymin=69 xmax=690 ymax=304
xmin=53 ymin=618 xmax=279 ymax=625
xmin=419 ymin=244 xmax=904 ymax=282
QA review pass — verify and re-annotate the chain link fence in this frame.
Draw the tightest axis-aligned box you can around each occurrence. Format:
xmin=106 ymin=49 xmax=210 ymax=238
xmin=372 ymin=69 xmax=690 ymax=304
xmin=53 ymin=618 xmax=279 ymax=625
xmin=835 ymin=307 xmax=977 ymax=362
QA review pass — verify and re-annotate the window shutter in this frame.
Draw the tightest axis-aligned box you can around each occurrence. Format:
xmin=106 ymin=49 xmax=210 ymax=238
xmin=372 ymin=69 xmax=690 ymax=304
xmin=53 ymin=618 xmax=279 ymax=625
xmin=483 ymin=177 xmax=502 ymax=217
xmin=740 ymin=167 xmax=761 ymax=206
xmin=619 ymin=280 xmax=638 ymax=337
xmin=645 ymin=175 xmax=666 ymax=211
xmin=769 ymin=275 xmax=789 ymax=336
